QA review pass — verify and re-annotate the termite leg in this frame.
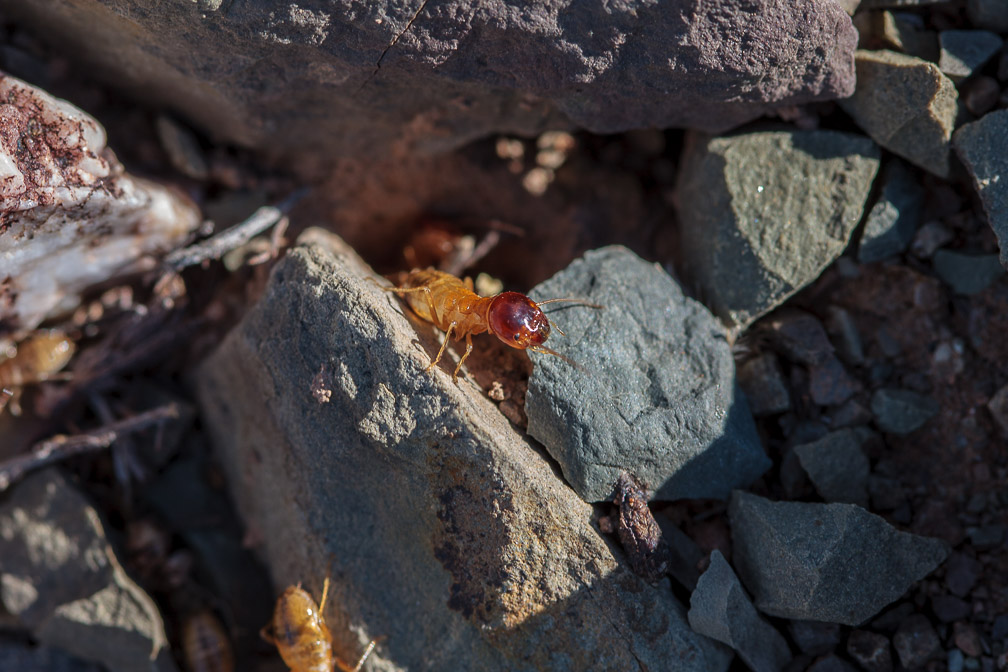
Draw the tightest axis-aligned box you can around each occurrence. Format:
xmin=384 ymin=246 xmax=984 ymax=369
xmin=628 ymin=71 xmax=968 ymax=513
xmin=452 ymin=333 xmax=474 ymax=382
xmin=350 ymin=640 xmax=377 ymax=672
xmin=319 ymin=576 xmax=330 ymax=613
xmin=425 ymin=322 xmax=455 ymax=374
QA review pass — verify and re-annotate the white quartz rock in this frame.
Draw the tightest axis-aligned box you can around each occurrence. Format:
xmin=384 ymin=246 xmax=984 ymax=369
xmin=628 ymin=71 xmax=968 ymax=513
xmin=0 ymin=72 xmax=200 ymax=330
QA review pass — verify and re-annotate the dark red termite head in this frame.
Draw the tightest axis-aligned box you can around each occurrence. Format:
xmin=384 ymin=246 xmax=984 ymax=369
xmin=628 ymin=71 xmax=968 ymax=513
xmin=487 ymin=292 xmax=550 ymax=349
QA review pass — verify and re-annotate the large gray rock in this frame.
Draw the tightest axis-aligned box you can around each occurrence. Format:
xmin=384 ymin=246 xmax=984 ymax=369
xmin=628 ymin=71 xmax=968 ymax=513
xmin=954 ymin=110 xmax=1008 ymax=271
xmin=840 ymin=50 xmax=958 ymax=179
xmin=0 ymin=470 xmax=175 ymax=672
xmin=0 ymin=0 xmax=857 ymax=161
xmin=524 ymin=246 xmax=770 ymax=503
xmin=675 ymin=130 xmax=879 ymax=327
xmin=193 ymin=231 xmax=732 ymax=672
xmin=688 ymin=551 xmax=793 ymax=672
xmin=729 ymin=491 xmax=948 ymax=625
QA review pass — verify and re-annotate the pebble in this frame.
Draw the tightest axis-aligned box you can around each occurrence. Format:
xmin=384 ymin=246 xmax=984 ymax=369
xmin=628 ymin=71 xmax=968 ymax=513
xmin=945 ymin=553 xmax=981 ymax=597
xmin=967 ymin=524 xmax=1005 ymax=550
xmin=675 ymin=130 xmax=879 ymax=326
xmin=858 ymin=159 xmax=924 ymax=263
xmin=788 ymin=620 xmax=842 ymax=656
xmin=526 ymin=246 xmax=770 ymax=502
xmin=793 ymin=429 xmax=870 ymax=506
xmin=968 ymin=0 xmax=1008 ymax=32
xmin=870 ymin=388 xmax=939 ymax=434
xmin=954 ymin=109 xmax=1008 ymax=272
xmin=840 ymin=50 xmax=957 ymax=178
xmin=767 ymin=310 xmax=836 ymax=366
xmin=938 ymin=31 xmax=1004 ymax=83
xmin=989 ymin=384 xmax=1008 ymax=435
xmin=932 ymin=250 xmax=1005 ymax=295
xmin=893 ymin=614 xmax=941 ymax=669
xmin=806 ymin=654 xmax=859 ymax=672
xmin=932 ymin=594 xmax=972 ymax=623
xmin=954 ymin=622 xmax=984 ymax=658
xmin=728 ymin=491 xmax=948 ymax=625
xmin=687 ymin=550 xmax=793 ymax=672
xmin=846 ymin=629 xmax=893 ymax=672
xmin=950 ymin=648 xmax=967 ymax=672
xmin=826 ymin=307 xmax=865 ymax=365
xmin=911 ymin=221 xmax=955 ymax=259
xmin=962 ymin=76 xmax=1002 ymax=117
xmin=738 ymin=352 xmax=792 ymax=416
xmin=809 ymin=356 xmax=862 ymax=406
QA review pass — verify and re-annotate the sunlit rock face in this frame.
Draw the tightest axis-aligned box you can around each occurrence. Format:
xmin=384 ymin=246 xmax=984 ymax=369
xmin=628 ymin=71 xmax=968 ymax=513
xmin=0 ymin=72 xmax=200 ymax=331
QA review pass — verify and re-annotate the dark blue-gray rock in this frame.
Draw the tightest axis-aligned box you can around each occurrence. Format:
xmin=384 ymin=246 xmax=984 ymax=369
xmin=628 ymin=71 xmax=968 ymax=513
xmin=194 ymin=231 xmax=732 ymax=671
xmin=962 ymin=76 xmax=1002 ymax=117
xmin=969 ymin=0 xmax=1008 ymax=32
xmin=788 ymin=621 xmax=843 ymax=656
xmin=846 ymin=629 xmax=893 ymax=672
xmin=988 ymin=384 xmax=1008 ymax=436
xmin=0 ymin=470 xmax=176 ymax=672
xmin=525 ymin=246 xmax=770 ymax=502
xmin=806 ymin=654 xmax=859 ymax=672
xmin=688 ymin=551 xmax=793 ymax=672
xmin=809 ymin=355 xmax=861 ymax=406
xmin=870 ymin=388 xmax=938 ymax=434
xmin=793 ymin=429 xmax=870 ymax=506
xmin=675 ymin=130 xmax=879 ymax=327
xmin=938 ymin=30 xmax=1003 ymax=83
xmin=967 ymin=523 xmax=1004 ymax=550
xmin=954 ymin=110 xmax=1008 ymax=271
xmin=728 ymin=491 xmax=948 ymax=625
xmin=892 ymin=614 xmax=941 ymax=669
xmin=766 ymin=310 xmax=835 ymax=366
xmin=738 ymin=353 xmax=791 ymax=416
xmin=858 ymin=160 xmax=924 ymax=263
xmin=932 ymin=250 xmax=1005 ymax=295
xmin=931 ymin=594 xmax=971 ymax=623
xmin=655 ymin=516 xmax=705 ymax=591
xmin=840 ymin=50 xmax=957 ymax=179
xmin=0 ymin=642 xmax=105 ymax=672
xmin=944 ymin=553 xmax=980 ymax=597
xmin=826 ymin=307 xmax=865 ymax=365
xmin=910 ymin=221 xmax=955 ymax=259
xmin=0 ymin=0 xmax=859 ymax=161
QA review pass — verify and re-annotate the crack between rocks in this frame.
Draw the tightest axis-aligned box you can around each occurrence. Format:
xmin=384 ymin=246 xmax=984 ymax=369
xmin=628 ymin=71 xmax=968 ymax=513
xmin=357 ymin=0 xmax=430 ymax=94
xmin=583 ymin=583 xmax=647 ymax=672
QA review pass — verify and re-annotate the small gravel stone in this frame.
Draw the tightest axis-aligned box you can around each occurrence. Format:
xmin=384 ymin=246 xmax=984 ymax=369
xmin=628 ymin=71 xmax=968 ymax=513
xmin=809 ymin=355 xmax=862 ymax=406
xmin=988 ymin=384 xmax=1008 ymax=435
xmin=826 ymin=306 xmax=865 ymax=365
xmin=954 ymin=109 xmax=1008 ymax=271
xmin=738 ymin=353 xmax=792 ymax=416
xmin=847 ymin=629 xmax=893 ymax=672
xmin=793 ymin=429 xmax=870 ymax=506
xmin=767 ymin=310 xmax=836 ymax=366
xmin=807 ymin=654 xmax=859 ymax=672
xmin=932 ymin=250 xmax=1005 ymax=295
xmin=939 ymin=31 xmax=1004 ymax=83
xmin=945 ymin=553 xmax=981 ymax=597
xmin=893 ymin=614 xmax=941 ymax=669
xmin=991 ymin=613 xmax=1008 ymax=641
xmin=950 ymin=648 xmax=966 ymax=672
xmin=870 ymin=388 xmax=939 ymax=434
xmin=967 ymin=524 xmax=1005 ymax=550
xmin=911 ymin=221 xmax=955 ymax=259
xmin=932 ymin=594 xmax=972 ymax=622
xmin=968 ymin=0 xmax=1008 ymax=32
xmin=858 ymin=159 xmax=924 ymax=263
xmin=687 ymin=550 xmax=793 ymax=672
xmin=840 ymin=50 xmax=957 ymax=178
xmin=788 ymin=621 xmax=842 ymax=656
xmin=963 ymin=76 xmax=1002 ymax=117
xmin=954 ymin=622 xmax=984 ymax=658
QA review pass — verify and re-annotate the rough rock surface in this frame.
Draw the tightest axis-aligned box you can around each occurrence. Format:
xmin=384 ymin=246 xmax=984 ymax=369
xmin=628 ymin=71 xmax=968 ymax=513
xmin=524 ymin=246 xmax=770 ymax=502
xmin=932 ymin=250 xmax=1005 ymax=295
xmin=675 ymin=130 xmax=879 ymax=326
xmin=793 ymin=429 xmax=870 ymax=506
xmin=688 ymin=550 xmax=793 ymax=672
xmin=193 ymin=231 xmax=732 ymax=672
xmin=870 ymin=388 xmax=938 ymax=434
xmin=858 ymin=159 xmax=924 ymax=263
xmin=0 ymin=72 xmax=201 ymax=331
xmin=0 ymin=1 xmax=858 ymax=161
xmin=954 ymin=109 xmax=1008 ymax=271
xmin=937 ymin=30 xmax=1003 ymax=83
xmin=0 ymin=470 xmax=175 ymax=672
xmin=839 ymin=50 xmax=958 ymax=179
xmin=729 ymin=491 xmax=948 ymax=625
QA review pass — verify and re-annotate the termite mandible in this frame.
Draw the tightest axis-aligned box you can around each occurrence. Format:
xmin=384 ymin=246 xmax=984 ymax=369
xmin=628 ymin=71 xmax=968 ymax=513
xmin=378 ymin=268 xmax=602 ymax=382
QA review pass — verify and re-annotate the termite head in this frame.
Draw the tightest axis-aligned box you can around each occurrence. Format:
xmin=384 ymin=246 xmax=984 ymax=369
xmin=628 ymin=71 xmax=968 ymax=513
xmin=487 ymin=292 xmax=551 ymax=350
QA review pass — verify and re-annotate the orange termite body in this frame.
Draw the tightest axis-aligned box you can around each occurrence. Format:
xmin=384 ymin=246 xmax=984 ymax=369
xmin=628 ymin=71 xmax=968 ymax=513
xmin=181 ymin=610 xmax=234 ymax=672
xmin=383 ymin=269 xmax=595 ymax=381
xmin=262 ymin=579 xmax=375 ymax=672
xmin=0 ymin=330 xmax=76 ymax=414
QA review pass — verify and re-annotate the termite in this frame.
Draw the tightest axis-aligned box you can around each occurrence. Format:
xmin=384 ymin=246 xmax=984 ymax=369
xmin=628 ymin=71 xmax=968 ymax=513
xmin=261 ymin=578 xmax=376 ymax=672
xmin=0 ymin=329 xmax=76 ymax=415
xmin=379 ymin=269 xmax=601 ymax=382
xmin=181 ymin=609 xmax=235 ymax=672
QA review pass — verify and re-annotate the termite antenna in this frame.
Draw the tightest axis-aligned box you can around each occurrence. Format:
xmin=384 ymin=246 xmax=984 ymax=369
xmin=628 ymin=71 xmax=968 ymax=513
xmin=552 ymin=321 xmax=567 ymax=337
xmin=536 ymin=297 xmax=604 ymax=309
xmin=529 ymin=345 xmax=586 ymax=371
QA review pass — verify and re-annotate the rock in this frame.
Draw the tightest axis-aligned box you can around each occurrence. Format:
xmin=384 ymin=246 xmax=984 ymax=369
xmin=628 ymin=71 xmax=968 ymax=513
xmin=766 ymin=310 xmax=835 ymax=366
xmin=808 ymin=356 xmax=862 ymax=406
xmin=858 ymin=159 xmax=924 ymax=263
xmin=988 ymin=384 xmax=1008 ymax=435
xmin=840 ymin=50 xmax=957 ymax=178
xmin=944 ymin=553 xmax=980 ymax=597
xmin=193 ymin=231 xmax=732 ymax=671
xmin=793 ymin=429 xmax=870 ymax=506
xmin=962 ymin=76 xmax=1002 ymax=117
xmin=0 ymin=470 xmax=176 ymax=672
xmin=938 ymin=30 xmax=1003 ymax=83
xmin=948 ymin=648 xmax=965 ymax=672
xmin=870 ymin=388 xmax=938 ymax=434
xmin=910 ymin=220 xmax=955 ymax=259
xmin=967 ymin=523 xmax=1004 ymax=549
xmin=0 ymin=641 xmax=105 ymax=672
xmin=953 ymin=622 xmax=983 ymax=658
xmin=0 ymin=1 xmax=857 ymax=160
xmin=892 ymin=614 xmax=941 ymax=669
xmin=933 ymin=250 xmax=1005 ymax=295
xmin=728 ymin=491 xmax=948 ymax=625
xmin=655 ymin=516 xmax=705 ymax=591
xmin=738 ymin=353 xmax=792 ymax=416
xmin=0 ymin=72 xmax=201 ymax=331
xmin=846 ymin=629 xmax=893 ymax=672
xmin=968 ymin=0 xmax=1008 ymax=32
xmin=867 ymin=474 xmax=908 ymax=511
xmin=687 ymin=550 xmax=793 ymax=672
xmin=826 ymin=307 xmax=864 ymax=365
xmin=788 ymin=621 xmax=842 ymax=656
xmin=807 ymin=654 xmax=859 ymax=672
xmin=859 ymin=0 xmax=947 ymax=7
xmin=954 ymin=110 xmax=1008 ymax=271
xmin=525 ymin=246 xmax=770 ymax=502
xmin=931 ymin=594 xmax=971 ymax=623
xmin=675 ymin=130 xmax=879 ymax=326
xmin=874 ymin=12 xmax=939 ymax=63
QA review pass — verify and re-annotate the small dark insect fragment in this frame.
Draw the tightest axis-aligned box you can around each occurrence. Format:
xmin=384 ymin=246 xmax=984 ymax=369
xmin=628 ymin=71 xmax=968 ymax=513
xmin=605 ymin=473 xmax=671 ymax=583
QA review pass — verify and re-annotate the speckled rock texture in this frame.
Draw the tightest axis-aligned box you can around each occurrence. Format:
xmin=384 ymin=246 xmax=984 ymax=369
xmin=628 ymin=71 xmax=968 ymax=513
xmin=0 ymin=72 xmax=201 ymax=330
xmin=954 ymin=109 xmax=1008 ymax=271
xmin=0 ymin=0 xmax=857 ymax=162
xmin=525 ymin=246 xmax=770 ymax=503
xmin=193 ymin=230 xmax=732 ymax=672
